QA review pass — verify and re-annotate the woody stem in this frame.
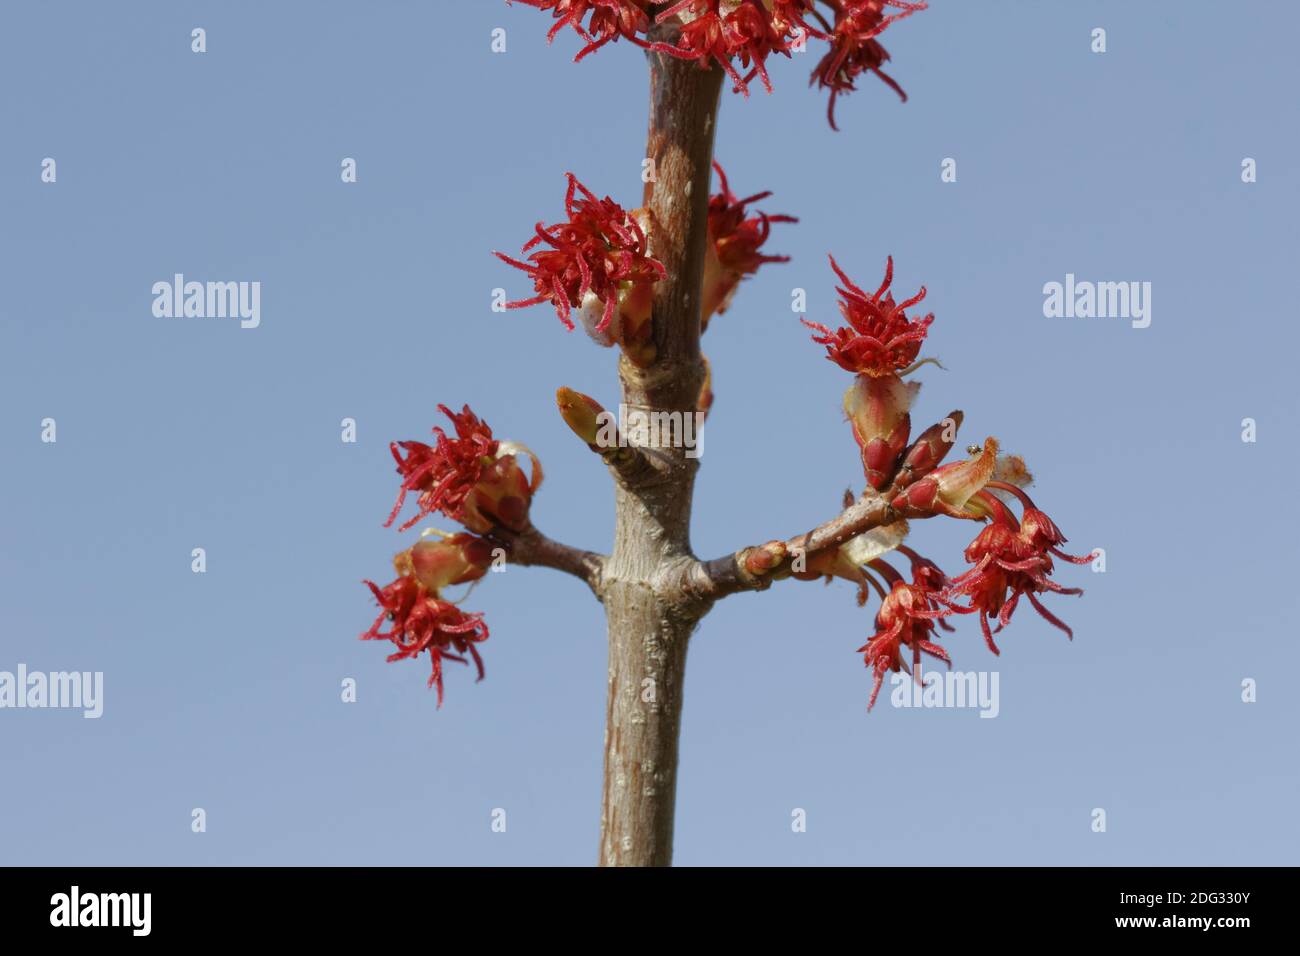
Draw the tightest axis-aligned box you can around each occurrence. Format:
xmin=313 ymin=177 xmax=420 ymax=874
xmin=501 ymin=524 xmax=605 ymax=596
xmin=597 ymin=35 xmax=723 ymax=868
xmin=685 ymin=492 xmax=897 ymax=600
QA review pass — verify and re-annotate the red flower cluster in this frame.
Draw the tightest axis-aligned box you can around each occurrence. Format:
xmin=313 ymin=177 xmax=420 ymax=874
xmin=512 ymin=0 xmax=925 ymax=127
xmin=361 ymin=535 xmax=494 ymax=707
xmin=368 ymin=408 xmax=542 ymax=704
xmin=812 ymin=1 xmax=927 ymax=130
xmin=495 ymin=173 xmax=664 ymax=359
xmin=796 ymin=259 xmax=1090 ymax=708
xmin=804 ymin=255 xmax=934 ymax=376
xmin=385 ymin=405 xmax=493 ymax=532
xmin=851 ymin=485 xmax=1090 ymax=711
xmin=708 ymin=162 xmax=796 ymax=279
xmin=701 ymin=161 xmax=796 ymax=328
xmin=856 ymin=546 xmax=953 ymax=711
xmin=386 ymin=405 xmax=540 ymax=534
xmin=512 ymin=0 xmax=652 ymax=61
xmin=942 ymin=485 xmax=1094 ymax=656
xmin=802 ymin=254 xmax=945 ymax=491
xmin=651 ymin=0 xmax=793 ymax=96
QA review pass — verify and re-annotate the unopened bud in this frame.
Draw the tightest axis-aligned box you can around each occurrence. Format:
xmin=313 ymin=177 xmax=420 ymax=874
xmin=398 ymin=533 xmax=493 ymax=592
xmin=892 ymin=437 xmax=998 ymax=519
xmin=556 ymin=387 xmax=607 ymax=447
xmin=461 ymin=444 xmax=542 ymax=534
xmin=844 ymin=373 xmax=918 ymax=490
xmin=897 ymin=410 xmax=963 ymax=487
xmin=743 ymin=540 xmax=788 ymax=576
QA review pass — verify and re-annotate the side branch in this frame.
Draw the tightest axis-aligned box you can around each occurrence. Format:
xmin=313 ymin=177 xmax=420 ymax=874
xmin=498 ymin=524 xmax=606 ymax=597
xmin=682 ymin=492 xmax=897 ymax=601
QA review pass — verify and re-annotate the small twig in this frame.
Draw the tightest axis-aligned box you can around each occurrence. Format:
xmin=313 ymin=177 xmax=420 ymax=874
xmin=597 ymin=441 xmax=671 ymax=487
xmin=496 ymin=524 xmax=606 ymax=597
xmin=680 ymin=492 xmax=897 ymax=601
xmin=554 ymin=385 xmax=672 ymax=488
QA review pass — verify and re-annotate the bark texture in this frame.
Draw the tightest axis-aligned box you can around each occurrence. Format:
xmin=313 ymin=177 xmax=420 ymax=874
xmin=597 ymin=42 xmax=723 ymax=867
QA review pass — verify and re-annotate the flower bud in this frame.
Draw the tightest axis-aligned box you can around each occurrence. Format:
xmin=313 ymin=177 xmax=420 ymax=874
xmin=398 ymin=533 xmax=493 ymax=593
xmin=461 ymin=448 xmax=540 ymax=534
xmin=384 ymin=406 xmax=544 ymax=535
xmin=556 ymin=387 xmax=608 ymax=447
xmin=700 ymin=237 xmax=731 ymax=330
xmin=700 ymin=163 xmax=794 ymax=330
xmin=844 ymin=372 xmax=918 ymax=490
xmin=892 ymin=437 xmax=998 ymax=519
xmin=616 ymin=281 xmax=657 ymax=367
xmin=743 ymin=540 xmax=788 ymax=576
xmin=617 ymin=208 xmax=659 ymax=367
xmin=494 ymin=174 xmax=663 ymax=367
xmin=895 ymin=410 xmax=962 ymax=488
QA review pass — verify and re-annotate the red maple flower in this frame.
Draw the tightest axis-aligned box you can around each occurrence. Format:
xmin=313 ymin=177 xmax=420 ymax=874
xmin=385 ymin=405 xmax=497 ymax=531
xmin=895 ymin=543 xmax=952 ymax=616
xmin=385 ymin=405 xmax=541 ymax=534
xmin=941 ymin=490 xmax=1085 ymax=655
xmin=707 ymin=161 xmax=797 ymax=277
xmin=653 ymin=2 xmax=751 ymax=94
xmin=1005 ymin=491 xmax=1095 ymax=566
xmin=811 ymin=0 xmax=926 ymax=129
xmin=495 ymin=173 xmax=664 ymax=339
xmin=858 ymin=556 xmax=952 ymax=711
xmin=512 ymin=0 xmax=652 ymax=60
xmin=701 ymin=161 xmax=796 ymax=326
xmin=803 ymin=255 xmax=934 ymax=376
xmin=361 ymin=574 xmax=489 ymax=707
xmin=769 ymin=0 xmax=829 ymax=41
xmin=717 ymin=0 xmax=792 ymax=94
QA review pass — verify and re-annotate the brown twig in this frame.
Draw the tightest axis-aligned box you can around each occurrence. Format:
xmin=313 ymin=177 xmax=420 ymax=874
xmin=498 ymin=524 xmax=606 ymax=597
xmin=681 ymin=492 xmax=898 ymax=600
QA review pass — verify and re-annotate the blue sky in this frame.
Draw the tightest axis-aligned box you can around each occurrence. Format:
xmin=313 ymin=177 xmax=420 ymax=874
xmin=1 ymin=1 xmax=1297 ymax=865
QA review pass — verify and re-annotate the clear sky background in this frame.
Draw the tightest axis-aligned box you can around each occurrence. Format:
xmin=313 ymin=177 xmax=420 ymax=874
xmin=2 ymin=1 xmax=1297 ymax=866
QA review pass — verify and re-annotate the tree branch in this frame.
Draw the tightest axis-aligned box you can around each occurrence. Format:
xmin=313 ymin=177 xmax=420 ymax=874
xmin=554 ymin=386 xmax=673 ymax=489
xmin=577 ymin=417 xmax=674 ymax=489
xmin=498 ymin=524 xmax=606 ymax=597
xmin=680 ymin=492 xmax=898 ymax=601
